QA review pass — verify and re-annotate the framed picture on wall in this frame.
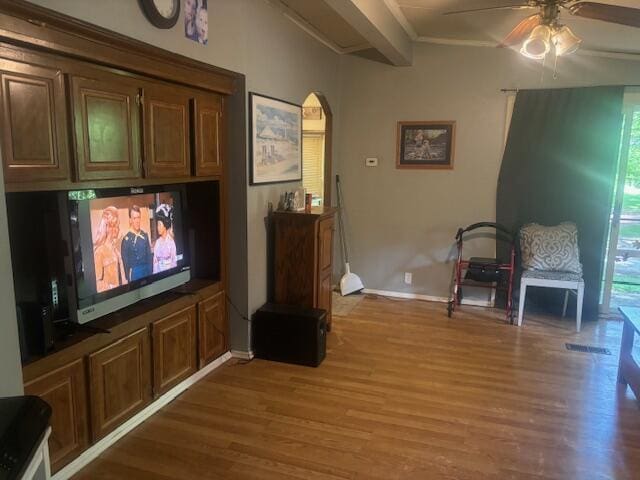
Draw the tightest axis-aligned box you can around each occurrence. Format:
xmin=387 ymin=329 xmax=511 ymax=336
xmin=396 ymin=121 xmax=456 ymax=170
xmin=249 ymin=92 xmax=303 ymax=185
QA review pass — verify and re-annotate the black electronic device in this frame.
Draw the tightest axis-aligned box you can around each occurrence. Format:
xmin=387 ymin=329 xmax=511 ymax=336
xmin=0 ymin=396 xmax=52 ymax=480
xmin=16 ymin=303 xmax=54 ymax=360
xmin=252 ymin=303 xmax=326 ymax=367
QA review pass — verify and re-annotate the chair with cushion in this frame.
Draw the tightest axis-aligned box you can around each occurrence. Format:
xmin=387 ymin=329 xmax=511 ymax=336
xmin=517 ymin=222 xmax=584 ymax=332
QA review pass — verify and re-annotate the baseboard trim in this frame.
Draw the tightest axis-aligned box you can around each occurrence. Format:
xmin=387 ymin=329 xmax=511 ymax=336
xmin=53 ymin=350 xmax=233 ymax=480
xmin=362 ymin=288 xmax=494 ymax=307
xmin=231 ymin=349 xmax=255 ymax=360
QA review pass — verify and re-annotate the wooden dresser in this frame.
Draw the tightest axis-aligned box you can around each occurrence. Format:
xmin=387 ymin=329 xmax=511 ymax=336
xmin=273 ymin=207 xmax=337 ymax=330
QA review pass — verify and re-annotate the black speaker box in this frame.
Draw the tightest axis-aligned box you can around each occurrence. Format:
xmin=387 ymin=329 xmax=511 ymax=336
xmin=253 ymin=303 xmax=326 ymax=367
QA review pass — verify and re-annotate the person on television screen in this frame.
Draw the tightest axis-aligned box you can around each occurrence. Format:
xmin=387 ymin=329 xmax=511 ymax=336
xmin=153 ymin=204 xmax=177 ymax=274
xmin=121 ymin=205 xmax=152 ymax=282
xmin=93 ymin=206 xmax=126 ymax=293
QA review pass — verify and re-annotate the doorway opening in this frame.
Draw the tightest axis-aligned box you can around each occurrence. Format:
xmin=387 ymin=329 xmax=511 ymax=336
xmin=603 ymin=90 xmax=640 ymax=311
xmin=302 ymin=93 xmax=332 ymax=207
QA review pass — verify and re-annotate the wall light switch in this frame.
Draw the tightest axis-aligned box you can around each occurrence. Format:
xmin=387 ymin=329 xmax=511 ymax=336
xmin=365 ymin=157 xmax=378 ymax=167
xmin=404 ymin=272 xmax=412 ymax=285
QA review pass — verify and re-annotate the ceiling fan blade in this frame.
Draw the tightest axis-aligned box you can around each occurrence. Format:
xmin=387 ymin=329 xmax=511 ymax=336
xmin=568 ymin=2 xmax=640 ymax=28
xmin=443 ymin=4 xmax=533 ymax=16
xmin=498 ymin=14 xmax=541 ymax=47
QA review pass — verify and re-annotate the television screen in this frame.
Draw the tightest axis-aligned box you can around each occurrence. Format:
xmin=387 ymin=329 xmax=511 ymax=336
xmin=69 ymin=188 xmax=189 ymax=309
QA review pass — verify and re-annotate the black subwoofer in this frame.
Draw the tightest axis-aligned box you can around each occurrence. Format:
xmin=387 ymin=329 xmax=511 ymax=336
xmin=252 ymin=303 xmax=326 ymax=367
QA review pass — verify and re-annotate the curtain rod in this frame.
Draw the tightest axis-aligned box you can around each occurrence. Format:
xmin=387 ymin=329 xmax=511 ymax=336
xmin=502 ymin=86 xmax=640 ymax=93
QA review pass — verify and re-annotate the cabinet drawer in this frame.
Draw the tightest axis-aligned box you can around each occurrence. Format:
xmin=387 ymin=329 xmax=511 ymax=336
xmin=24 ymin=358 xmax=88 ymax=473
xmin=88 ymin=327 xmax=151 ymax=441
xmin=152 ymin=305 xmax=197 ymax=395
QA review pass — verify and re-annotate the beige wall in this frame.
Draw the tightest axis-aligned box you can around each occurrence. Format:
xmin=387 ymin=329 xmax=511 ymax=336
xmin=0 ymin=166 xmax=23 ymax=396
xmin=337 ymin=43 xmax=640 ymax=299
xmin=21 ymin=0 xmax=342 ymax=353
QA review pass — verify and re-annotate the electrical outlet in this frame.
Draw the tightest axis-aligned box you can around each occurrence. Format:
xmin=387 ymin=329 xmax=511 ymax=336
xmin=404 ymin=272 xmax=412 ymax=285
xmin=365 ymin=157 xmax=378 ymax=167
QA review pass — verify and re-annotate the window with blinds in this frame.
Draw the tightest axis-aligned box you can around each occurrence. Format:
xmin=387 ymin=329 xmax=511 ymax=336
xmin=303 ymin=133 xmax=324 ymax=204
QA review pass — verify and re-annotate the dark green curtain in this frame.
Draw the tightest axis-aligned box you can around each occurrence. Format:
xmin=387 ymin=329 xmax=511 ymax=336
xmin=497 ymin=86 xmax=624 ymax=320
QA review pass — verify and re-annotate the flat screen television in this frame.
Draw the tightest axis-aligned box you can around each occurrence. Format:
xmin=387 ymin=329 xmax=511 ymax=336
xmin=66 ymin=185 xmax=191 ymax=324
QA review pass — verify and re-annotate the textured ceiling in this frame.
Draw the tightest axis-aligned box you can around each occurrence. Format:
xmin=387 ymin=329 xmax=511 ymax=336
xmin=396 ymin=0 xmax=640 ymax=54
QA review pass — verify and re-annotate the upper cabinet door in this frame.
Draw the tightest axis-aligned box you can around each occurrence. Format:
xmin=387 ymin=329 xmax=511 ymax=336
xmin=0 ymin=59 xmax=70 ymax=183
xmin=71 ymin=73 xmax=142 ymax=181
xmin=193 ymin=94 xmax=223 ymax=177
xmin=143 ymin=84 xmax=191 ymax=178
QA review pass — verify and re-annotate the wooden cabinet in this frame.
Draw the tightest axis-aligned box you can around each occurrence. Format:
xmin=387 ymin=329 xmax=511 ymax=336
xmin=71 ymin=73 xmax=142 ymax=181
xmin=152 ymin=305 xmax=197 ymax=395
xmin=198 ymin=290 xmax=227 ymax=368
xmin=193 ymin=94 xmax=223 ymax=176
xmin=143 ymin=84 xmax=191 ymax=178
xmin=273 ymin=207 xmax=336 ymax=330
xmin=88 ymin=327 xmax=151 ymax=441
xmin=23 ymin=359 xmax=89 ymax=473
xmin=0 ymin=59 xmax=70 ymax=183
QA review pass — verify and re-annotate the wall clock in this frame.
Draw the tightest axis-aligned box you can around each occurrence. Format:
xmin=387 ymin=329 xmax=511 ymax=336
xmin=139 ymin=0 xmax=180 ymax=29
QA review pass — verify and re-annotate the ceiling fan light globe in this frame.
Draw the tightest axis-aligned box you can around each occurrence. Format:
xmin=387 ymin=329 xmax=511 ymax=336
xmin=553 ymin=25 xmax=582 ymax=56
xmin=521 ymin=25 xmax=551 ymax=59
xmin=519 ymin=44 xmax=547 ymax=60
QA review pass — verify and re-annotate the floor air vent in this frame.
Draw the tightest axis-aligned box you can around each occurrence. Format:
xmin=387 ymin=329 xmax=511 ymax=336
xmin=565 ymin=343 xmax=611 ymax=355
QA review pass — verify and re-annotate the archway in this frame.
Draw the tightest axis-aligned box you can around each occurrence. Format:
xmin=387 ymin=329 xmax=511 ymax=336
xmin=302 ymin=92 xmax=333 ymax=206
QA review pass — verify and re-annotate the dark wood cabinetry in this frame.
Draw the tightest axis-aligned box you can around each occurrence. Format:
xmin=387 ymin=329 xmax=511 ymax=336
xmin=143 ymin=84 xmax=191 ymax=178
xmin=23 ymin=359 xmax=89 ymax=473
xmin=193 ymin=94 xmax=223 ymax=176
xmin=71 ymin=73 xmax=142 ymax=181
xmin=273 ymin=207 xmax=336 ymax=330
xmin=198 ymin=290 xmax=227 ymax=368
xmin=2 ymin=3 xmax=235 ymax=474
xmin=0 ymin=59 xmax=70 ymax=183
xmin=152 ymin=305 xmax=197 ymax=395
xmin=88 ymin=327 xmax=151 ymax=441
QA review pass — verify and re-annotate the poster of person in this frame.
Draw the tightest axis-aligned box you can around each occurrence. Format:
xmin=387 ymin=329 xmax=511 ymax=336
xmin=396 ymin=121 xmax=456 ymax=170
xmin=185 ymin=0 xmax=208 ymax=44
xmin=249 ymin=92 xmax=302 ymax=185
xmin=89 ymin=194 xmax=179 ymax=293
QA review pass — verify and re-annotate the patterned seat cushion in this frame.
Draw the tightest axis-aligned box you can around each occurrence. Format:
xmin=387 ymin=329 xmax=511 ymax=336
xmin=519 ymin=222 xmax=583 ymax=274
xmin=521 ymin=269 xmax=583 ymax=282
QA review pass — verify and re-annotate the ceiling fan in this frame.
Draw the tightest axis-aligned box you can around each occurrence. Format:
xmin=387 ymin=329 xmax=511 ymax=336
xmin=444 ymin=1 xmax=640 ymax=59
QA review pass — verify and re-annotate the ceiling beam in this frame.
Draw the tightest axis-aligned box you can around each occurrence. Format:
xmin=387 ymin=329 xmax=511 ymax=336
xmin=323 ymin=0 xmax=413 ymax=66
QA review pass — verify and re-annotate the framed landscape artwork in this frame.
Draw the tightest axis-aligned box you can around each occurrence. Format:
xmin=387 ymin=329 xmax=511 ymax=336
xmin=396 ymin=121 xmax=456 ymax=169
xmin=249 ymin=92 xmax=302 ymax=185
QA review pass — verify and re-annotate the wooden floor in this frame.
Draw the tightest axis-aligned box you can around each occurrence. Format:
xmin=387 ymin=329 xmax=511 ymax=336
xmin=75 ymin=296 xmax=640 ymax=479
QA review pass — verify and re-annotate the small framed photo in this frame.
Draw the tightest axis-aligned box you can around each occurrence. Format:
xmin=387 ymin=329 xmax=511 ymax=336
xmin=249 ymin=92 xmax=302 ymax=185
xmin=396 ymin=121 xmax=456 ymax=170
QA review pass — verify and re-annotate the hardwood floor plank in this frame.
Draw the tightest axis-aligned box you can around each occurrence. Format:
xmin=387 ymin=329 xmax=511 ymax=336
xmin=74 ymin=296 xmax=640 ymax=479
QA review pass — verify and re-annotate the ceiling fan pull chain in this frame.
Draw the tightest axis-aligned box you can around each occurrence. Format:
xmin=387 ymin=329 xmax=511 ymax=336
xmin=540 ymin=53 xmax=547 ymax=84
xmin=553 ymin=52 xmax=559 ymax=80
